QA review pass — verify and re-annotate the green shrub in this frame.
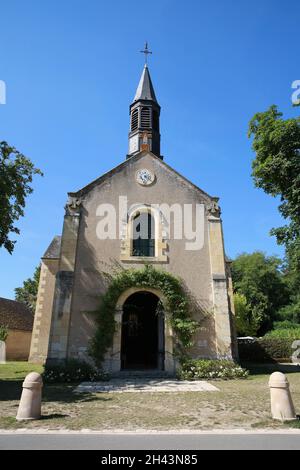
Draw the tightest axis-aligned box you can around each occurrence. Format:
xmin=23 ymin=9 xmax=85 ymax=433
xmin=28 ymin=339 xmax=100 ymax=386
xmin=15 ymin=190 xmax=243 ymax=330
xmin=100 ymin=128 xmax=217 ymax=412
xmin=234 ymin=292 xmax=259 ymax=336
xmin=0 ymin=325 xmax=8 ymax=342
xmin=273 ymin=321 xmax=300 ymax=330
xmin=43 ymin=359 xmax=109 ymax=384
xmin=238 ymin=337 xmax=295 ymax=362
xmin=178 ymin=359 xmax=249 ymax=380
xmin=277 ymin=301 xmax=300 ymax=324
xmin=265 ymin=325 xmax=300 ymax=340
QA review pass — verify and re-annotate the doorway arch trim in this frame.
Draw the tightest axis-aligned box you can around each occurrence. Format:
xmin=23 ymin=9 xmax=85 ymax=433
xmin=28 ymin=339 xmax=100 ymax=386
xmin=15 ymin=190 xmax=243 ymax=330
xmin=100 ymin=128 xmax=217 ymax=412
xmin=107 ymin=287 xmax=175 ymax=374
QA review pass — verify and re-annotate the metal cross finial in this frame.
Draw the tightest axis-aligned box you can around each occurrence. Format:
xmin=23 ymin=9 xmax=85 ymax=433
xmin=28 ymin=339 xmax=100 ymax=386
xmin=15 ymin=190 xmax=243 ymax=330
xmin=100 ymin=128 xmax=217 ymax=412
xmin=140 ymin=42 xmax=152 ymax=64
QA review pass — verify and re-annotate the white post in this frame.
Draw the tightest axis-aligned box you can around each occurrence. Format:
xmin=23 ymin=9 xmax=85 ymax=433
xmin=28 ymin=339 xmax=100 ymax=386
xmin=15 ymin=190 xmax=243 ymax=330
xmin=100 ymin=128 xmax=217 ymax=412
xmin=0 ymin=340 xmax=6 ymax=364
xmin=269 ymin=372 xmax=297 ymax=421
xmin=16 ymin=372 xmax=43 ymax=420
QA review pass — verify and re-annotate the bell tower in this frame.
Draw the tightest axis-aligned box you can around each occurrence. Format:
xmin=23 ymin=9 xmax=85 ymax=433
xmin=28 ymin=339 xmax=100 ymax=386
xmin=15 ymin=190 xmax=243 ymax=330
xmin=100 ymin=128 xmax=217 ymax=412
xmin=128 ymin=44 xmax=161 ymax=159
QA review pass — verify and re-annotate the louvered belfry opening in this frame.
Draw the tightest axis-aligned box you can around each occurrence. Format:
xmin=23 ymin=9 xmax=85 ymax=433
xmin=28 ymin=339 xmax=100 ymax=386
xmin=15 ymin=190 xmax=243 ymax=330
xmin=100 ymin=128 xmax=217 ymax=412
xmin=141 ymin=107 xmax=151 ymax=129
xmin=131 ymin=108 xmax=138 ymax=131
xmin=152 ymin=110 xmax=159 ymax=132
xmin=128 ymin=64 xmax=161 ymax=159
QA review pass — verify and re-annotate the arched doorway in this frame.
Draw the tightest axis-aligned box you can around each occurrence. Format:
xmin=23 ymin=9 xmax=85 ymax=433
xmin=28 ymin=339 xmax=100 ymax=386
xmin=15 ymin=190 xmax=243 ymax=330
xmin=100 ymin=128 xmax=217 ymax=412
xmin=121 ymin=291 xmax=164 ymax=370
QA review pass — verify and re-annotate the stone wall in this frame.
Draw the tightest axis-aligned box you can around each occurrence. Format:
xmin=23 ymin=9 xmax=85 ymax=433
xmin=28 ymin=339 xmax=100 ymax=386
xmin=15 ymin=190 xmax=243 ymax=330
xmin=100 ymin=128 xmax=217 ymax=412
xmin=37 ymin=152 xmax=236 ymax=369
xmin=6 ymin=329 xmax=32 ymax=360
xmin=65 ymin=153 xmax=232 ymax=365
xmin=29 ymin=258 xmax=59 ymax=364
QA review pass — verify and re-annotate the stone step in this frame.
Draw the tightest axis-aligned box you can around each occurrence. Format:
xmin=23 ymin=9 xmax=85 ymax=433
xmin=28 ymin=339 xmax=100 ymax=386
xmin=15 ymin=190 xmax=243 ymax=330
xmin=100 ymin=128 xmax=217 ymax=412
xmin=113 ymin=369 xmax=175 ymax=379
xmin=75 ymin=380 xmax=219 ymax=393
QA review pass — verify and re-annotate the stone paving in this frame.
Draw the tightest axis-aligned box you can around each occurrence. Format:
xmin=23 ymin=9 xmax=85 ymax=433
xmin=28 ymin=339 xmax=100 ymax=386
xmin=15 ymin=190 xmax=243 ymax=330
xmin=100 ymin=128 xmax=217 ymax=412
xmin=75 ymin=378 xmax=219 ymax=393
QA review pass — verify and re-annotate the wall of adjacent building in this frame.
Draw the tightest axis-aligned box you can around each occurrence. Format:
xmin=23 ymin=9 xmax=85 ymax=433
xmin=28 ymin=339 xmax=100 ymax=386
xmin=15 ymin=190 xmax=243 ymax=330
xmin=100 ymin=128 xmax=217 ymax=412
xmin=6 ymin=329 xmax=32 ymax=360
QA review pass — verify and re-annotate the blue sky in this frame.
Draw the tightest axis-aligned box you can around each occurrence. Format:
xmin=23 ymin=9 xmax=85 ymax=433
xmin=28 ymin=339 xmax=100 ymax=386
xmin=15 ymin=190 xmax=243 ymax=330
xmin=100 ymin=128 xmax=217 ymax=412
xmin=0 ymin=0 xmax=299 ymax=299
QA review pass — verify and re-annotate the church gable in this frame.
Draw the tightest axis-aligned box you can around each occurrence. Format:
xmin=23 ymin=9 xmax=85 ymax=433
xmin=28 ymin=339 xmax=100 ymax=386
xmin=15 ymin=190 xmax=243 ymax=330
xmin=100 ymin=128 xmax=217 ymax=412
xmin=68 ymin=151 xmax=218 ymax=208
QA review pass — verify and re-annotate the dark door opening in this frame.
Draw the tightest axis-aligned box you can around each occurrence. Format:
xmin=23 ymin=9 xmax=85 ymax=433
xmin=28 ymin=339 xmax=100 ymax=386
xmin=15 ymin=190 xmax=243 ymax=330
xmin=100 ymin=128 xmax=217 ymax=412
xmin=121 ymin=291 xmax=164 ymax=370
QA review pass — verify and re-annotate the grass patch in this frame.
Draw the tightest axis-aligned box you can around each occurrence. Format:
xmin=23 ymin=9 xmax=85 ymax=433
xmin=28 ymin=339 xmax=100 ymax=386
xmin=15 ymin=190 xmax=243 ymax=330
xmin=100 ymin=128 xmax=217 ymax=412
xmin=284 ymin=417 xmax=300 ymax=429
xmin=0 ymin=362 xmax=43 ymax=381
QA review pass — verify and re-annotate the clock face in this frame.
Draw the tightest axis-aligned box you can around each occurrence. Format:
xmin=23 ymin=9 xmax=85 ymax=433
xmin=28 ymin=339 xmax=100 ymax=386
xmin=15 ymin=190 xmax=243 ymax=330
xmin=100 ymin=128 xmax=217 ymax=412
xmin=136 ymin=169 xmax=155 ymax=186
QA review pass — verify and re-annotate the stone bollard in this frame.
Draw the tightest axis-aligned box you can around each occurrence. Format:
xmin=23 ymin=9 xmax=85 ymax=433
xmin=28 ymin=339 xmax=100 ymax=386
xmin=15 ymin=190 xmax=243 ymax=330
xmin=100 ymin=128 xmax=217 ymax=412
xmin=16 ymin=372 xmax=43 ymax=421
xmin=269 ymin=372 xmax=296 ymax=421
xmin=0 ymin=340 xmax=6 ymax=364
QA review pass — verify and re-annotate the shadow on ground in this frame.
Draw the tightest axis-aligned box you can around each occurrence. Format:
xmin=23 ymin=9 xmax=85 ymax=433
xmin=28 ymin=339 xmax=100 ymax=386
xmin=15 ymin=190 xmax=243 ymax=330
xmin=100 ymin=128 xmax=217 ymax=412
xmin=40 ymin=413 xmax=70 ymax=420
xmin=242 ymin=363 xmax=300 ymax=376
xmin=0 ymin=380 xmax=112 ymax=404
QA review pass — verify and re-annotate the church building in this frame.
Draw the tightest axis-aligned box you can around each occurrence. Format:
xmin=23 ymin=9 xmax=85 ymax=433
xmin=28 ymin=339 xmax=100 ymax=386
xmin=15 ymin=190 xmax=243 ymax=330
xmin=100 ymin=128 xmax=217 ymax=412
xmin=29 ymin=54 xmax=237 ymax=374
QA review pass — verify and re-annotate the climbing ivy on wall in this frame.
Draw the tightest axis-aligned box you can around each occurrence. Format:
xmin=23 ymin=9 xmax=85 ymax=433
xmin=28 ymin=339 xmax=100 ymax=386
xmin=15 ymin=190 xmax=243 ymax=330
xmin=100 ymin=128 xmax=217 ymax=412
xmin=89 ymin=265 xmax=199 ymax=367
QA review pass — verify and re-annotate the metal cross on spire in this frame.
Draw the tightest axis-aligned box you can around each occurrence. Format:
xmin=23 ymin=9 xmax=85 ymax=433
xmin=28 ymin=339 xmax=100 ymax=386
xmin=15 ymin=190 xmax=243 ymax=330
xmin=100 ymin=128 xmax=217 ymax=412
xmin=140 ymin=42 xmax=152 ymax=65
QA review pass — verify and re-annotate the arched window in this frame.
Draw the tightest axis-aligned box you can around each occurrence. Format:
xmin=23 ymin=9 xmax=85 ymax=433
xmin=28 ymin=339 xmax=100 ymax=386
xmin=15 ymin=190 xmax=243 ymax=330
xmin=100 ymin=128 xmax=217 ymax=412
xmin=132 ymin=211 xmax=155 ymax=257
xmin=141 ymin=107 xmax=151 ymax=128
xmin=131 ymin=108 xmax=138 ymax=131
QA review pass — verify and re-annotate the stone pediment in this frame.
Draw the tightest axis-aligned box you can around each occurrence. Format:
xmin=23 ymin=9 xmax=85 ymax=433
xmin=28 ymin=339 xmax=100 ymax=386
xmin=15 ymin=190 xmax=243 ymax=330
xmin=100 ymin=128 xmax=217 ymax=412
xmin=68 ymin=151 xmax=219 ymax=206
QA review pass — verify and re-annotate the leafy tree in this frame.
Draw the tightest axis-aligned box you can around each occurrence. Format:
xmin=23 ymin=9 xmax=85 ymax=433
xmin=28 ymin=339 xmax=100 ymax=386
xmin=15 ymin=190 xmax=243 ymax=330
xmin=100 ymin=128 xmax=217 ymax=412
xmin=233 ymin=293 xmax=258 ymax=336
xmin=15 ymin=265 xmax=41 ymax=312
xmin=231 ymin=252 xmax=290 ymax=335
xmin=248 ymin=105 xmax=300 ymax=267
xmin=275 ymin=250 xmax=300 ymax=324
xmin=0 ymin=141 xmax=42 ymax=254
xmin=0 ymin=325 xmax=8 ymax=342
xmin=248 ymin=106 xmax=300 ymax=328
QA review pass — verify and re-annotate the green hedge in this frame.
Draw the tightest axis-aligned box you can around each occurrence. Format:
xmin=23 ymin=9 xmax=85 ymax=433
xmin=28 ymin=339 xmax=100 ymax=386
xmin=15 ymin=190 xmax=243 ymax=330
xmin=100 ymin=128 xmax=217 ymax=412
xmin=178 ymin=359 xmax=249 ymax=380
xmin=238 ymin=337 xmax=296 ymax=362
xmin=264 ymin=327 xmax=300 ymax=340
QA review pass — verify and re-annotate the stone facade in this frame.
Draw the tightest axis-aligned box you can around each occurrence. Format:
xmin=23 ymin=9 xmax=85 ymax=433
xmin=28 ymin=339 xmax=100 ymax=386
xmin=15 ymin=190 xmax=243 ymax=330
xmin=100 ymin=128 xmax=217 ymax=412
xmin=29 ymin=64 xmax=237 ymax=372
xmin=29 ymin=258 xmax=59 ymax=363
xmin=30 ymin=151 xmax=237 ymax=371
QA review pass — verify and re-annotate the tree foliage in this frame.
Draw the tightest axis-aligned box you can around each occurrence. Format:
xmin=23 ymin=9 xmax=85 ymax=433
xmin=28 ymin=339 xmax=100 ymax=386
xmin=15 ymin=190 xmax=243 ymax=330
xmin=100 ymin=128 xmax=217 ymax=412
xmin=0 ymin=141 xmax=43 ymax=253
xmin=233 ymin=293 xmax=257 ymax=336
xmin=248 ymin=105 xmax=300 ymax=265
xmin=231 ymin=252 xmax=290 ymax=335
xmin=248 ymin=106 xmax=300 ymax=325
xmin=276 ymin=249 xmax=300 ymax=325
xmin=0 ymin=325 xmax=8 ymax=342
xmin=15 ymin=265 xmax=41 ymax=312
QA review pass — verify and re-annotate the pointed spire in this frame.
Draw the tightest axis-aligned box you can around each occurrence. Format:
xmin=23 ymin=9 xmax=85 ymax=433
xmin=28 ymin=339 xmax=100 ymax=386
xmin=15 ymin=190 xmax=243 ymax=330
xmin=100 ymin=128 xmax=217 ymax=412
xmin=133 ymin=64 xmax=158 ymax=103
xmin=127 ymin=50 xmax=161 ymax=159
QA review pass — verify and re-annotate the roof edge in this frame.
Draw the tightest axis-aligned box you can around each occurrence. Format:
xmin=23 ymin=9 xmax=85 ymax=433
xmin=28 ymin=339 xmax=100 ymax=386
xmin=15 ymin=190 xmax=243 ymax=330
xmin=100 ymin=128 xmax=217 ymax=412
xmin=42 ymin=235 xmax=62 ymax=260
xmin=68 ymin=151 xmax=219 ymax=202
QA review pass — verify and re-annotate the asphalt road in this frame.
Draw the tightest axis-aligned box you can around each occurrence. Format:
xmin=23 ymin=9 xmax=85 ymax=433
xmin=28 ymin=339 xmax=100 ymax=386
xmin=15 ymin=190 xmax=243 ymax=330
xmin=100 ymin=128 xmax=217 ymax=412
xmin=0 ymin=432 xmax=300 ymax=450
